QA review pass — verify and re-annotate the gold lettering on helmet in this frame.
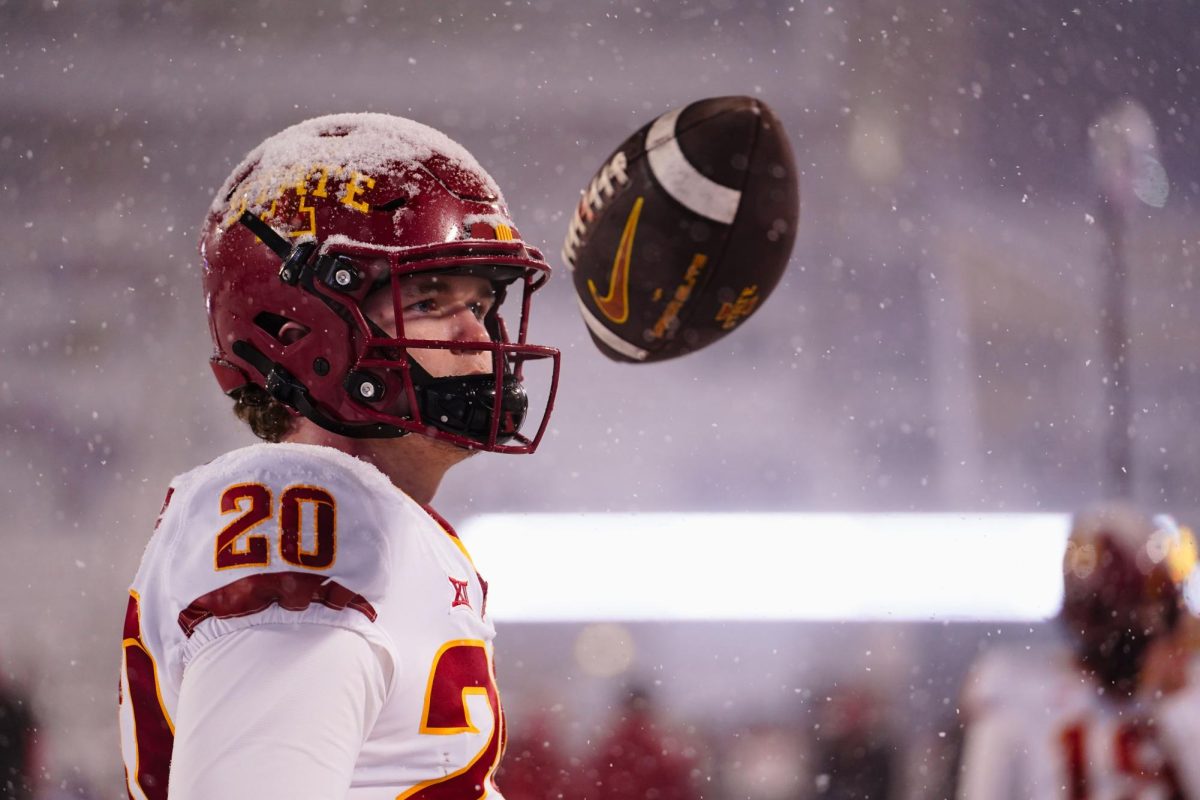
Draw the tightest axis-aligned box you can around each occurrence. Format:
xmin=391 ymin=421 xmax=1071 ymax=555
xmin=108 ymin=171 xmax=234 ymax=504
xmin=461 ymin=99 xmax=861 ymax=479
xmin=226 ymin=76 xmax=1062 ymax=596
xmin=311 ymin=167 xmax=329 ymax=198
xmin=264 ymin=178 xmax=293 ymax=220
xmin=294 ymin=166 xmax=309 ymax=197
xmin=294 ymin=165 xmax=331 ymax=198
xmin=341 ymin=172 xmax=376 ymax=213
xmin=291 ymin=195 xmax=317 ymax=238
xmin=221 ymin=194 xmax=249 ymax=229
xmin=219 ymin=164 xmax=373 ymax=231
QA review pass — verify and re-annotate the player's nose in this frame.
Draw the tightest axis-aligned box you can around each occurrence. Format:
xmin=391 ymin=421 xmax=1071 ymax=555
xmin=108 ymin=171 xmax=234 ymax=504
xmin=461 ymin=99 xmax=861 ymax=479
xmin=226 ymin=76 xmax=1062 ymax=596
xmin=448 ymin=306 xmax=491 ymax=353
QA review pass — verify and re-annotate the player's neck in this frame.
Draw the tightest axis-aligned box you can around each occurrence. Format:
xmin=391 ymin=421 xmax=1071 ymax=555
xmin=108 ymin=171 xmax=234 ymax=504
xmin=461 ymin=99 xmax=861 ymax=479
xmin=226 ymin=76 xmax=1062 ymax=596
xmin=282 ymin=421 xmax=475 ymax=504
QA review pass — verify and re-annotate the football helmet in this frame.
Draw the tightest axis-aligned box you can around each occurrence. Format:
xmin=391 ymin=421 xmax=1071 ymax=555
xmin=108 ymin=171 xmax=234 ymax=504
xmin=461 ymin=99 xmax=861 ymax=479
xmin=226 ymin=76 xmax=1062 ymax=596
xmin=1060 ymin=503 xmax=1197 ymax=692
xmin=200 ymin=113 xmax=560 ymax=453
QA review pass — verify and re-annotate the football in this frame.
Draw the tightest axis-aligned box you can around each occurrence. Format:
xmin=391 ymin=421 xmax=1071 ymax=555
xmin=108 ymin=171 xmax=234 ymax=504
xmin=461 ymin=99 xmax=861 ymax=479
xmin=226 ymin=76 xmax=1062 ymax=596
xmin=562 ymin=95 xmax=799 ymax=363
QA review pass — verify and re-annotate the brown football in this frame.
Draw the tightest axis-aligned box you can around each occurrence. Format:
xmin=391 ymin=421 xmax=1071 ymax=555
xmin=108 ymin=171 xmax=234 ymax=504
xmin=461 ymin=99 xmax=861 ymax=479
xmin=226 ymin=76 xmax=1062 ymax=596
xmin=562 ymin=95 xmax=799 ymax=363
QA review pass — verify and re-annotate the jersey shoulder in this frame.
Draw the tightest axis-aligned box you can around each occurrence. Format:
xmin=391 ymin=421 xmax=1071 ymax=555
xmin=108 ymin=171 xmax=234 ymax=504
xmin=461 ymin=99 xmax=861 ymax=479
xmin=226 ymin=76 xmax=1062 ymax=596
xmin=159 ymin=441 xmax=397 ymax=568
xmin=143 ymin=443 xmax=406 ymax=662
xmin=168 ymin=440 xmax=399 ymax=508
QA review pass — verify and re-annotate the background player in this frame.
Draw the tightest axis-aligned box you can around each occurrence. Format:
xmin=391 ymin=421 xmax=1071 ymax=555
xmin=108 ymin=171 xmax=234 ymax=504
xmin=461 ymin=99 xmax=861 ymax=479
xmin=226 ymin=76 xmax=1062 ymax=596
xmin=118 ymin=113 xmax=559 ymax=798
xmin=958 ymin=503 xmax=1200 ymax=799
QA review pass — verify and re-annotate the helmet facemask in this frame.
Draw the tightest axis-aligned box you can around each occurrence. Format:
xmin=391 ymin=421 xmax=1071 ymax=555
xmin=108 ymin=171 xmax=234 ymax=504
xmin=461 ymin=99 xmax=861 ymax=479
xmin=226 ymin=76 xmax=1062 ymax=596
xmin=232 ymin=211 xmax=559 ymax=453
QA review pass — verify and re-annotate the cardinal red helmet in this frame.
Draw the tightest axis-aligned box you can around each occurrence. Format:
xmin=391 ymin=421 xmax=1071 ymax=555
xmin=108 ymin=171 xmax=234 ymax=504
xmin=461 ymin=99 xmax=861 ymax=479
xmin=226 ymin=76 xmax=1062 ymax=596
xmin=200 ymin=113 xmax=560 ymax=453
xmin=1060 ymin=503 xmax=1196 ymax=691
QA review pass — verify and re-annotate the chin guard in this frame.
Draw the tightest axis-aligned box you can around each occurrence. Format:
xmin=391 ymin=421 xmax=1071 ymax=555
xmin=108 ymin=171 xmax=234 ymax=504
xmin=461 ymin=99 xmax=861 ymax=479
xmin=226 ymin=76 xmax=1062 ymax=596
xmin=411 ymin=370 xmax=529 ymax=446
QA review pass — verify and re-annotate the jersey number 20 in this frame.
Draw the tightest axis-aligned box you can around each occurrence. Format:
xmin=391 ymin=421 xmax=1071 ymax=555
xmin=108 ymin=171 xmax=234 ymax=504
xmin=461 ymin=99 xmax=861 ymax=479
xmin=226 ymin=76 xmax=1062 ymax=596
xmin=215 ymin=483 xmax=336 ymax=570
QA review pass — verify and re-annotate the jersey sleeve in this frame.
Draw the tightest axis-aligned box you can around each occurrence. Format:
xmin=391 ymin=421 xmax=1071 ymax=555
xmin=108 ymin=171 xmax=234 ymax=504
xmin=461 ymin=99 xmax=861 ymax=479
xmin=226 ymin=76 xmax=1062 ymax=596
xmin=146 ymin=445 xmax=400 ymax=689
xmin=957 ymin=710 xmax=1022 ymax=800
xmin=169 ymin=623 xmax=391 ymax=800
xmin=956 ymin=650 xmax=1034 ymax=800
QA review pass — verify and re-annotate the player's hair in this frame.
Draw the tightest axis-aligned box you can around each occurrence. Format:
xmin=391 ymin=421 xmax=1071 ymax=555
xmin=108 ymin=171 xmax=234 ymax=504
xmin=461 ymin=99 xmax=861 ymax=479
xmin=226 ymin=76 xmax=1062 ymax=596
xmin=229 ymin=384 xmax=297 ymax=443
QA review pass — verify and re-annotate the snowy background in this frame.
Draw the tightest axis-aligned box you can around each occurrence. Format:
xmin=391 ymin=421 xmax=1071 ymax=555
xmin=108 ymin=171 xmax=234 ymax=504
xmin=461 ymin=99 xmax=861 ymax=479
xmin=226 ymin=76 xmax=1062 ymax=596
xmin=2 ymin=0 xmax=1199 ymax=795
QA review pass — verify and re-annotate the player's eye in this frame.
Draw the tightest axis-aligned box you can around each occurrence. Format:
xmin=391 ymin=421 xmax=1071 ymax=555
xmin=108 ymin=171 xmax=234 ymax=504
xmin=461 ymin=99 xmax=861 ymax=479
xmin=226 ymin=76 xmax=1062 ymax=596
xmin=405 ymin=298 xmax=439 ymax=315
xmin=468 ymin=301 xmax=490 ymax=321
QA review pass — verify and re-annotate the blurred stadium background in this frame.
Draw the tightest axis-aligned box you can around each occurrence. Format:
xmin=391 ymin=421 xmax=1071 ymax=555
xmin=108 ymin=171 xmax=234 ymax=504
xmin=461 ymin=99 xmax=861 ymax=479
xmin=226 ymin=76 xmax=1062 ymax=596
xmin=2 ymin=0 xmax=1198 ymax=796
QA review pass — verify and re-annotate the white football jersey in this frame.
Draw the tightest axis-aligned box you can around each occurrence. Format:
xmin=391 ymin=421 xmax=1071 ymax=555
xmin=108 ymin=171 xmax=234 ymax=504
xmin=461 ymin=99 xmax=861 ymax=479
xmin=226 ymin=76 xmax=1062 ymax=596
xmin=119 ymin=443 xmax=504 ymax=800
xmin=958 ymin=644 xmax=1200 ymax=800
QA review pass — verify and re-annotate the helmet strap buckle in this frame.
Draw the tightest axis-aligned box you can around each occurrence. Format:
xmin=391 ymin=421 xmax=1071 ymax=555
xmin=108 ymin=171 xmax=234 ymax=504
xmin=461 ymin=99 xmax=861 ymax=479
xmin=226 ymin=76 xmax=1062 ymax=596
xmin=237 ymin=211 xmax=315 ymax=286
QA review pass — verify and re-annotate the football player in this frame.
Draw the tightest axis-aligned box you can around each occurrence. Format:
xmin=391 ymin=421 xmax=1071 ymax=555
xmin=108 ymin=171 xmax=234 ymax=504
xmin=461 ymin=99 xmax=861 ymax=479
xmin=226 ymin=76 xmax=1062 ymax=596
xmin=958 ymin=503 xmax=1200 ymax=799
xmin=118 ymin=113 xmax=560 ymax=799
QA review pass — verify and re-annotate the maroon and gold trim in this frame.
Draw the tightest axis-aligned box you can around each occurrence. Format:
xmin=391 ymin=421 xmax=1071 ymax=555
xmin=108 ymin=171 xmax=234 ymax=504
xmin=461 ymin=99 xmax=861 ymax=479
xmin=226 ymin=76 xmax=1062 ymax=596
xmin=400 ymin=640 xmax=504 ymax=800
xmin=418 ymin=639 xmax=491 ymax=736
xmin=423 ymin=506 xmax=488 ymax=617
xmin=122 ymin=590 xmax=174 ymax=800
xmin=421 ymin=504 xmax=459 ymax=539
xmin=177 ymin=572 xmax=376 ymax=638
xmin=152 ymin=487 xmax=175 ymax=531
xmin=422 ymin=504 xmax=479 ymax=570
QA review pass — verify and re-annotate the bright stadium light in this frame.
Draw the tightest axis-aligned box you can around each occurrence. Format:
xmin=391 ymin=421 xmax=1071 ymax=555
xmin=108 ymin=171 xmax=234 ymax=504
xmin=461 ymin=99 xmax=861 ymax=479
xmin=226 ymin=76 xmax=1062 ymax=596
xmin=457 ymin=513 xmax=1071 ymax=623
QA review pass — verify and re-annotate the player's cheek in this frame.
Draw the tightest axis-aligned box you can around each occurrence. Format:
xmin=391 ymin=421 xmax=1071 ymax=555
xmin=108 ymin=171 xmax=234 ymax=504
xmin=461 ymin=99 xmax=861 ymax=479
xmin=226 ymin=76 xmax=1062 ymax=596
xmin=406 ymin=346 xmax=477 ymax=379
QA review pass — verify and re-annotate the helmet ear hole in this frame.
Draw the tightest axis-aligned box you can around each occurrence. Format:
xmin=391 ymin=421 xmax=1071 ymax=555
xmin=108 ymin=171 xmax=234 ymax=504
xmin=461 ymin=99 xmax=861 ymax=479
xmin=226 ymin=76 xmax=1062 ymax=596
xmin=373 ymin=195 xmax=408 ymax=212
xmin=253 ymin=311 xmax=310 ymax=346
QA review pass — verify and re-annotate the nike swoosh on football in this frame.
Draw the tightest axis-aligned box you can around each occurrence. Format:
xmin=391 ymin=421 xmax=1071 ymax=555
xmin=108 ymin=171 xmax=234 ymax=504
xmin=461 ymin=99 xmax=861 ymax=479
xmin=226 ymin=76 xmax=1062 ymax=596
xmin=588 ymin=196 xmax=644 ymax=324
